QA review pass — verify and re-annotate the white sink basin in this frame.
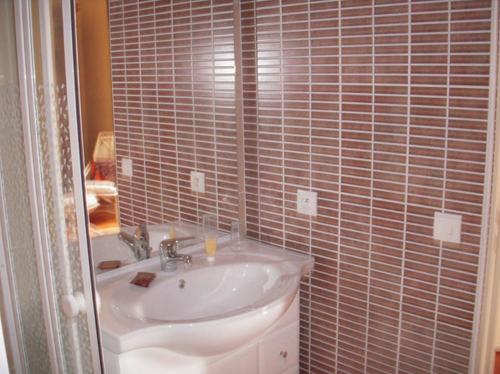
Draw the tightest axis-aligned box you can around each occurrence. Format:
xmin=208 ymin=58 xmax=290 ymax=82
xmin=116 ymin=263 xmax=283 ymax=322
xmin=98 ymin=240 xmax=313 ymax=357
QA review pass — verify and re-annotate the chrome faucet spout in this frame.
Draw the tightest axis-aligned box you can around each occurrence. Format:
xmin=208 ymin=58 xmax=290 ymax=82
xmin=159 ymin=237 xmax=194 ymax=271
xmin=118 ymin=225 xmax=152 ymax=261
xmin=118 ymin=231 xmax=135 ymax=245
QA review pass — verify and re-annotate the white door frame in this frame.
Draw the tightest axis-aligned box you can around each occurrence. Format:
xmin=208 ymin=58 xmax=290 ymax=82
xmin=474 ymin=1 xmax=500 ymax=374
xmin=61 ymin=1 xmax=104 ymax=371
xmin=474 ymin=2 xmax=500 ymax=373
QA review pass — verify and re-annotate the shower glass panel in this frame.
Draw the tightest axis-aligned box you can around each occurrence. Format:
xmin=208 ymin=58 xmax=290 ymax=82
xmin=0 ymin=0 xmax=51 ymax=372
xmin=1 ymin=0 xmax=102 ymax=373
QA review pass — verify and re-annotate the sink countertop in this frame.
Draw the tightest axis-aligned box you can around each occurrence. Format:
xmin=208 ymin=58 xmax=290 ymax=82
xmin=96 ymin=237 xmax=313 ymax=285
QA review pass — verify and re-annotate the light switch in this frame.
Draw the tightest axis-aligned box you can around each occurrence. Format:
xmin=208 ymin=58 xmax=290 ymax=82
xmin=297 ymin=190 xmax=317 ymax=216
xmin=122 ymin=158 xmax=133 ymax=177
xmin=433 ymin=212 xmax=462 ymax=243
xmin=190 ymin=171 xmax=205 ymax=193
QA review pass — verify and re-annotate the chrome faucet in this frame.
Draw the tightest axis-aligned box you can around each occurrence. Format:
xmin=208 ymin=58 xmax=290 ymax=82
xmin=118 ymin=224 xmax=152 ymax=261
xmin=159 ymin=237 xmax=194 ymax=271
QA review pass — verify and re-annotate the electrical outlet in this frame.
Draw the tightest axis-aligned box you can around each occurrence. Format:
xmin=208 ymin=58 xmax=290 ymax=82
xmin=433 ymin=212 xmax=461 ymax=243
xmin=190 ymin=171 xmax=205 ymax=193
xmin=297 ymin=189 xmax=317 ymax=216
xmin=121 ymin=158 xmax=133 ymax=177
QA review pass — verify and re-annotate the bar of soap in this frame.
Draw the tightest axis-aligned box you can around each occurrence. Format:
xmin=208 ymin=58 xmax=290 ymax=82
xmin=130 ymin=272 xmax=156 ymax=288
xmin=98 ymin=260 xmax=121 ymax=270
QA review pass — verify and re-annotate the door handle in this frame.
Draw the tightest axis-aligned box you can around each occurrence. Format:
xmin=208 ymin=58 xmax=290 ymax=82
xmin=61 ymin=292 xmax=86 ymax=318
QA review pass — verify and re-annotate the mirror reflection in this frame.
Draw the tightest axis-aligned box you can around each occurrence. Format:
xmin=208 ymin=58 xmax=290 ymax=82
xmin=77 ymin=0 xmax=119 ymax=238
xmin=76 ymin=0 xmax=241 ymax=272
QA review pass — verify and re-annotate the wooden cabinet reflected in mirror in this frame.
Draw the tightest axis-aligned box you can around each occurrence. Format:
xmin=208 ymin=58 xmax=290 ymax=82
xmin=84 ymin=132 xmax=119 ymax=235
xmin=76 ymin=0 xmax=120 ymax=237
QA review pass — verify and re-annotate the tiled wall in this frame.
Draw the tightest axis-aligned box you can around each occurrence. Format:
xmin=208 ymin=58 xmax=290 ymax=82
xmin=108 ymin=1 xmax=494 ymax=373
xmin=241 ymin=1 xmax=492 ymax=373
xmin=108 ymin=0 xmax=239 ymax=230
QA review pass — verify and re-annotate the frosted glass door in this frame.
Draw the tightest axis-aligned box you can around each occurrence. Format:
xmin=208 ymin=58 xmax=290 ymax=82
xmin=14 ymin=0 xmax=102 ymax=373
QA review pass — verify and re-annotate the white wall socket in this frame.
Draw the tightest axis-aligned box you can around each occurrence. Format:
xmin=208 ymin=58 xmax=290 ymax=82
xmin=433 ymin=212 xmax=462 ymax=243
xmin=297 ymin=189 xmax=317 ymax=216
xmin=121 ymin=158 xmax=133 ymax=177
xmin=190 ymin=171 xmax=205 ymax=193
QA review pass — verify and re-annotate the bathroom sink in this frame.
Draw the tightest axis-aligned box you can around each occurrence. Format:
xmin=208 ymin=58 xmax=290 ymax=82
xmin=98 ymin=240 xmax=313 ymax=357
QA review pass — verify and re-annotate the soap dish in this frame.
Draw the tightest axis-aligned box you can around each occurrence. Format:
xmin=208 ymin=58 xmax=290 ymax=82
xmin=130 ymin=272 xmax=156 ymax=288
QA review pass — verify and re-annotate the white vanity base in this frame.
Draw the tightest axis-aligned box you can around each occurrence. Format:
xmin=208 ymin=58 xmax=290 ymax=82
xmin=103 ymin=292 xmax=300 ymax=374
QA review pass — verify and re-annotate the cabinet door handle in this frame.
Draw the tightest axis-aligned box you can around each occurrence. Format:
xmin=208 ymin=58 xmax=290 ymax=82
xmin=280 ymin=350 xmax=288 ymax=358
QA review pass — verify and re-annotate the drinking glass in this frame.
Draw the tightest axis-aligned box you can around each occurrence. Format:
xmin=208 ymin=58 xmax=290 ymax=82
xmin=202 ymin=214 xmax=218 ymax=262
xmin=231 ymin=220 xmax=244 ymax=250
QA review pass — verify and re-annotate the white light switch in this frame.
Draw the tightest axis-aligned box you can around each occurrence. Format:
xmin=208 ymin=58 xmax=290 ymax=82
xmin=433 ymin=212 xmax=462 ymax=243
xmin=190 ymin=171 xmax=205 ymax=193
xmin=297 ymin=189 xmax=317 ymax=216
xmin=121 ymin=158 xmax=133 ymax=177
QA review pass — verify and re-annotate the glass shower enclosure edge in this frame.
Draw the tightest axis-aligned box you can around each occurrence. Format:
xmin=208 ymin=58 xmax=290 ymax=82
xmin=13 ymin=1 xmax=102 ymax=373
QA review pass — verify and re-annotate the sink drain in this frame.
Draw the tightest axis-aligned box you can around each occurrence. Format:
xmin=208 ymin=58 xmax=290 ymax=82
xmin=178 ymin=279 xmax=186 ymax=289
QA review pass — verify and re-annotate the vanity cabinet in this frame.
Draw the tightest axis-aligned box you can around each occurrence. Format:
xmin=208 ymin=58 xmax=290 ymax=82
xmin=104 ymin=292 xmax=301 ymax=374
xmin=259 ymin=321 xmax=299 ymax=374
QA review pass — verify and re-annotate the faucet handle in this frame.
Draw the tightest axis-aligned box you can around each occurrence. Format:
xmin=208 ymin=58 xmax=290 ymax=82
xmin=159 ymin=237 xmax=195 ymax=257
xmin=176 ymin=236 xmax=195 ymax=243
xmin=135 ymin=224 xmax=149 ymax=242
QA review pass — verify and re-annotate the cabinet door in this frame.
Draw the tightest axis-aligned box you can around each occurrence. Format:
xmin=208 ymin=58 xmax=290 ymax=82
xmin=209 ymin=344 xmax=258 ymax=374
xmin=259 ymin=322 xmax=299 ymax=374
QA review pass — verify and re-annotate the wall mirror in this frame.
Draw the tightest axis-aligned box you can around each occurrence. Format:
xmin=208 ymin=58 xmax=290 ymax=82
xmin=76 ymin=0 xmax=242 ymax=273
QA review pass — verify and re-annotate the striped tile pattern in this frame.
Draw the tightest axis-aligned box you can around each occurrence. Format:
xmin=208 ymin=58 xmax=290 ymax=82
xmin=108 ymin=1 xmax=493 ymax=373
xmin=241 ymin=1 xmax=492 ymax=373
xmin=108 ymin=0 xmax=239 ymax=230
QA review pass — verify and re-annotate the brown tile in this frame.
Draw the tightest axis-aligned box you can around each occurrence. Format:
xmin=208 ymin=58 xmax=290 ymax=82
xmin=111 ymin=1 xmax=493 ymax=372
